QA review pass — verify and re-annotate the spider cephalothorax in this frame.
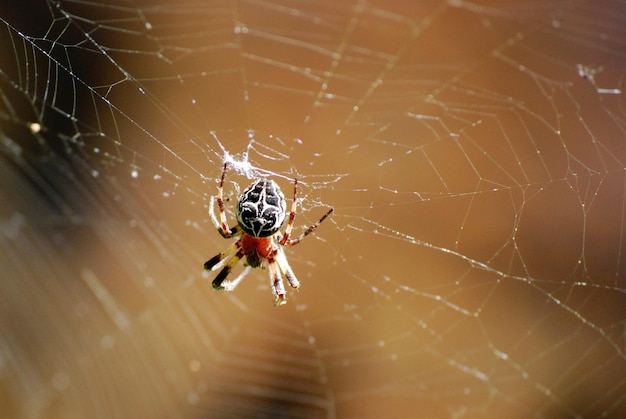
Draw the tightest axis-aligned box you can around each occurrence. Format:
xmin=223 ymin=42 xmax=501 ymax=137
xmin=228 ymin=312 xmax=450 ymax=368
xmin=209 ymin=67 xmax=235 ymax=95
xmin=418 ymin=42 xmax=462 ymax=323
xmin=204 ymin=163 xmax=333 ymax=306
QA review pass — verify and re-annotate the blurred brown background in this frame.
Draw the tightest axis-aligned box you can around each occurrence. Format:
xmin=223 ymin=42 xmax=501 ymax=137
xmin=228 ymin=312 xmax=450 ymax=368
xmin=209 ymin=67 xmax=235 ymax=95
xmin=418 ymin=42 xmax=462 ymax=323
xmin=1 ymin=1 xmax=625 ymax=418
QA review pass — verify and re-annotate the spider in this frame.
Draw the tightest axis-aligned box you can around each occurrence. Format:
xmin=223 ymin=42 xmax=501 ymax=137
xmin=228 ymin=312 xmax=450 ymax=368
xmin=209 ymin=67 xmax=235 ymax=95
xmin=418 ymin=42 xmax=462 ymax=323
xmin=204 ymin=163 xmax=334 ymax=306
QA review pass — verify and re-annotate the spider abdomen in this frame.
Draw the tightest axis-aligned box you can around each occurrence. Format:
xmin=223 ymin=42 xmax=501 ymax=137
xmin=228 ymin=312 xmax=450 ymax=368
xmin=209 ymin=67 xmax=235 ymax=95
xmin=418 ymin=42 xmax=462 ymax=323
xmin=236 ymin=179 xmax=287 ymax=237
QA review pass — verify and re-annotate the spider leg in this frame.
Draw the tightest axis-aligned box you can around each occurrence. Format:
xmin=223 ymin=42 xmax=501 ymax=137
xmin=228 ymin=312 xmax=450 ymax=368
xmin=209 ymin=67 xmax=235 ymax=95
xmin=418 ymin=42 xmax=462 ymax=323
xmin=286 ymin=207 xmax=334 ymax=246
xmin=276 ymin=247 xmax=300 ymax=290
xmin=220 ymin=266 xmax=252 ymax=292
xmin=210 ymin=163 xmax=240 ymax=238
xmin=268 ymin=258 xmax=287 ymax=306
xmin=209 ymin=195 xmax=221 ymax=230
xmin=279 ymin=178 xmax=299 ymax=245
xmin=210 ymin=195 xmax=241 ymax=238
xmin=210 ymin=245 xmax=245 ymax=289
xmin=204 ymin=240 xmax=241 ymax=271
xmin=278 ymin=177 xmax=334 ymax=246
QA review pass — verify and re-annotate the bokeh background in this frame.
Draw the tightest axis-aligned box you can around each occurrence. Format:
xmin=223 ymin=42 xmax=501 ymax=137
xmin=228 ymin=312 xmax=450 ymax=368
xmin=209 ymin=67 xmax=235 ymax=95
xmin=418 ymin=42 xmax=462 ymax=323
xmin=1 ymin=1 xmax=625 ymax=417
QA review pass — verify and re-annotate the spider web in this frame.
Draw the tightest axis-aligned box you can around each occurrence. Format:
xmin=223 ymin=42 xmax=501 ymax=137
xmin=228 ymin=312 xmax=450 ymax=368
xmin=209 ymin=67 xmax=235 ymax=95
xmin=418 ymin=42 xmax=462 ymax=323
xmin=1 ymin=0 xmax=625 ymax=417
